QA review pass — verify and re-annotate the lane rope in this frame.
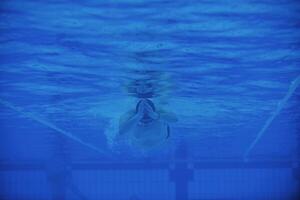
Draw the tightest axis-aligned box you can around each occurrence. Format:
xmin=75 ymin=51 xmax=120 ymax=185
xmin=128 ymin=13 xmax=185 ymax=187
xmin=0 ymin=99 xmax=113 ymax=159
xmin=243 ymin=75 xmax=300 ymax=162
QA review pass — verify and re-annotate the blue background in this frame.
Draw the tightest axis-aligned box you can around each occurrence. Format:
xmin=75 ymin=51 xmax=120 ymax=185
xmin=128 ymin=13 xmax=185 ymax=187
xmin=0 ymin=0 xmax=300 ymax=199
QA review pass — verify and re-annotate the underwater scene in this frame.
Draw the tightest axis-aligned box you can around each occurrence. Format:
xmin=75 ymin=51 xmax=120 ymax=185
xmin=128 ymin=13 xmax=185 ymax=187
xmin=0 ymin=0 xmax=300 ymax=199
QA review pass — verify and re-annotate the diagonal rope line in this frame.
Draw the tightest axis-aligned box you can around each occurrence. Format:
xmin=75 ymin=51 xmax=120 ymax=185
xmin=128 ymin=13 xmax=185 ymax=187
xmin=0 ymin=99 xmax=113 ymax=159
xmin=243 ymin=75 xmax=300 ymax=162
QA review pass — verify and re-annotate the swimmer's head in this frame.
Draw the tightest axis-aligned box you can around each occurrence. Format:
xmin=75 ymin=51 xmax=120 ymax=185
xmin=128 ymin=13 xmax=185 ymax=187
xmin=135 ymin=81 xmax=154 ymax=98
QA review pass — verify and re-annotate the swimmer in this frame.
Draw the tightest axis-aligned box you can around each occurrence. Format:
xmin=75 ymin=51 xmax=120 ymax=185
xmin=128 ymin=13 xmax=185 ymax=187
xmin=117 ymin=99 xmax=177 ymax=149
xmin=135 ymin=81 xmax=154 ymax=98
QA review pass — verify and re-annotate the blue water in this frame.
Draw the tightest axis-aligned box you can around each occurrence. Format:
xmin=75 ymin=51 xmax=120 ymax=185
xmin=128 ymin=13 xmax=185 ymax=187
xmin=1 ymin=0 xmax=300 ymax=199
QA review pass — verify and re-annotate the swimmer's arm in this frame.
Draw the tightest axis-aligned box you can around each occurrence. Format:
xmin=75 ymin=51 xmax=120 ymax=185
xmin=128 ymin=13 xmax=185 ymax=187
xmin=118 ymin=110 xmax=142 ymax=136
xmin=143 ymin=101 xmax=159 ymax=119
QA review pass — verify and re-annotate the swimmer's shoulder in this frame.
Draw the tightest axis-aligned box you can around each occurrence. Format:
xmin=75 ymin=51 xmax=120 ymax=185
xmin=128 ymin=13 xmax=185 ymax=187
xmin=119 ymin=110 xmax=136 ymax=123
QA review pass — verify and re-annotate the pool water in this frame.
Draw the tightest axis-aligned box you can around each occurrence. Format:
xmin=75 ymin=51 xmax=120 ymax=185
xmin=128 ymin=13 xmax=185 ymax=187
xmin=0 ymin=0 xmax=300 ymax=199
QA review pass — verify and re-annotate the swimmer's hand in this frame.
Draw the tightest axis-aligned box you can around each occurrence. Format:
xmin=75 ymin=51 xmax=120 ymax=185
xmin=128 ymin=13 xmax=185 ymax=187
xmin=143 ymin=100 xmax=159 ymax=120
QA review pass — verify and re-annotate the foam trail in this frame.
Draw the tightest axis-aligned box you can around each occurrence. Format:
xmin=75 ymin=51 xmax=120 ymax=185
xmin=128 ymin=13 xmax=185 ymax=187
xmin=243 ymin=75 xmax=300 ymax=161
xmin=0 ymin=99 xmax=113 ymax=158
